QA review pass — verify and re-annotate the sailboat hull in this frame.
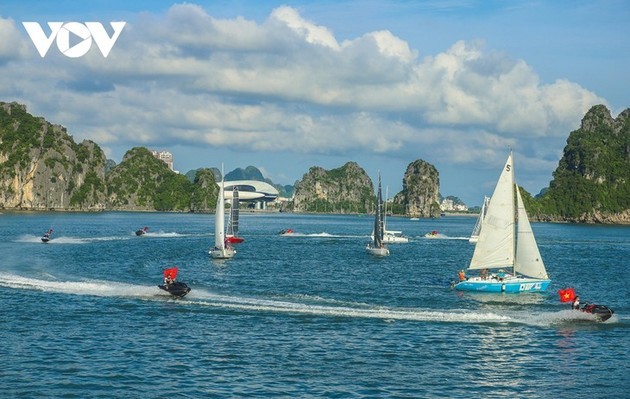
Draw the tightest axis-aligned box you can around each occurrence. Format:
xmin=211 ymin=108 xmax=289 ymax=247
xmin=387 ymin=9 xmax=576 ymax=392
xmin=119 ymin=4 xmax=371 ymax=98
xmin=209 ymin=247 xmax=236 ymax=259
xmin=366 ymin=245 xmax=390 ymax=257
xmin=455 ymin=277 xmax=551 ymax=293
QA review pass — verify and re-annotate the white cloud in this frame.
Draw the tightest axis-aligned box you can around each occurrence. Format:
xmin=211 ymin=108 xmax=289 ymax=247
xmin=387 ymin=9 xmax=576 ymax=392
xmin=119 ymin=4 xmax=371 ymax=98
xmin=0 ymin=5 xmax=610 ymax=194
xmin=0 ymin=17 xmax=30 ymax=63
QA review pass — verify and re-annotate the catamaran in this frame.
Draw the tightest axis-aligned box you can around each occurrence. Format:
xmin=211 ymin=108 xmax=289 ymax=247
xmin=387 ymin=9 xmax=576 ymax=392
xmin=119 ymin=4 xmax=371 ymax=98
xmin=366 ymin=173 xmax=390 ymax=257
xmin=469 ymin=196 xmax=490 ymax=244
xmin=454 ymin=152 xmax=550 ymax=293
xmin=209 ymin=168 xmax=236 ymax=259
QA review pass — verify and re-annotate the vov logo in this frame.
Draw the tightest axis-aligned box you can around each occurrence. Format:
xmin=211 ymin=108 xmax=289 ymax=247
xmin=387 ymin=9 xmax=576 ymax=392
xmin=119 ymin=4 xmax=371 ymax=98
xmin=22 ymin=22 xmax=126 ymax=58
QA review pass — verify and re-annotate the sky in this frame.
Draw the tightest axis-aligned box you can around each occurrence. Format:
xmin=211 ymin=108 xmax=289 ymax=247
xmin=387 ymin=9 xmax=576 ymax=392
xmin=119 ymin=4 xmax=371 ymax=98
xmin=0 ymin=0 xmax=628 ymax=205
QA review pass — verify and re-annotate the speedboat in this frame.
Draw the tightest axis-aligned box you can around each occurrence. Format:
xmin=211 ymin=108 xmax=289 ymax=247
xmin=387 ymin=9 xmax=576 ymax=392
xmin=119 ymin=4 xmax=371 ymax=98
xmin=226 ymin=236 xmax=245 ymax=244
xmin=158 ymin=282 xmax=191 ymax=298
xmin=278 ymin=228 xmax=294 ymax=235
xmin=136 ymin=227 xmax=148 ymax=236
xmin=374 ymin=230 xmax=409 ymax=243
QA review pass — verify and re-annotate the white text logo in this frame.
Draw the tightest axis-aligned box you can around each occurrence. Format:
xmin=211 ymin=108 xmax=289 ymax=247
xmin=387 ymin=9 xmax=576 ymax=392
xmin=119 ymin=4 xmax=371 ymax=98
xmin=22 ymin=22 xmax=126 ymax=58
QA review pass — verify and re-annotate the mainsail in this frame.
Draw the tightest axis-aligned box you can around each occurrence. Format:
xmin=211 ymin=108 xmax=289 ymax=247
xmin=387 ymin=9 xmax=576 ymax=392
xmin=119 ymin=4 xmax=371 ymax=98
xmin=214 ymin=178 xmax=226 ymax=250
xmin=470 ymin=196 xmax=490 ymax=242
xmin=227 ymin=187 xmax=240 ymax=237
xmin=373 ymin=175 xmax=384 ymax=248
xmin=468 ymin=154 xmax=515 ymax=270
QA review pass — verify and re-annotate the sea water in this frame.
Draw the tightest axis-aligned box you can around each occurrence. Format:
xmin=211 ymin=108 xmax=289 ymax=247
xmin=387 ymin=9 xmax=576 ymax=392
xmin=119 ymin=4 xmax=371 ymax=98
xmin=0 ymin=211 xmax=628 ymax=398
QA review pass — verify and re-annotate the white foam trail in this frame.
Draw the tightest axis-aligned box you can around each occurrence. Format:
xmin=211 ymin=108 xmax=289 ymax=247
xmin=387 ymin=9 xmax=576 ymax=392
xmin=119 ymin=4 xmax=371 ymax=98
xmin=141 ymin=231 xmax=184 ymax=238
xmin=189 ymin=290 xmax=514 ymax=323
xmin=1 ymin=274 xmax=617 ymax=325
xmin=280 ymin=232 xmax=364 ymax=238
xmin=421 ymin=235 xmax=468 ymax=240
xmin=1 ymin=274 xmax=158 ymax=297
xmin=0 ymin=274 xmax=513 ymax=323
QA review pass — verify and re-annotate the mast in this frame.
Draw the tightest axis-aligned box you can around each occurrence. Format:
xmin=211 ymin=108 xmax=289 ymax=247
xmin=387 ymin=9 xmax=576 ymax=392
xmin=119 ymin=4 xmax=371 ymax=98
xmin=373 ymin=173 xmax=384 ymax=247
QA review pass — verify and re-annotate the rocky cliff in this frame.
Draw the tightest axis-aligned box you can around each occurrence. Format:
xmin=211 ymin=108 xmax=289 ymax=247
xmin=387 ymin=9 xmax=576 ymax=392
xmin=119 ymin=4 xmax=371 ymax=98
xmin=107 ymin=147 xmax=217 ymax=212
xmin=292 ymin=162 xmax=374 ymax=213
xmin=393 ymin=159 xmax=441 ymax=218
xmin=0 ymin=102 xmax=218 ymax=212
xmin=534 ymin=105 xmax=630 ymax=224
xmin=0 ymin=102 xmax=107 ymax=210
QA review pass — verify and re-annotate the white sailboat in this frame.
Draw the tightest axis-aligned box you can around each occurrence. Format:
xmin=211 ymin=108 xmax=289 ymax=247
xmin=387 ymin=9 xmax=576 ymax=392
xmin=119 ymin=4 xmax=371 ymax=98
xmin=366 ymin=173 xmax=390 ymax=257
xmin=209 ymin=168 xmax=236 ymax=259
xmin=454 ymin=152 xmax=550 ymax=293
xmin=469 ymin=195 xmax=490 ymax=244
xmin=226 ymin=186 xmax=244 ymax=244
xmin=382 ymin=187 xmax=409 ymax=243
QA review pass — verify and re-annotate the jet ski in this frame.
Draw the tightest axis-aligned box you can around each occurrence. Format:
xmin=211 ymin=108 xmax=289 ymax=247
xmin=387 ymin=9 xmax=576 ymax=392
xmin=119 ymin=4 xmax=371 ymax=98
xmin=158 ymin=281 xmax=191 ymax=298
xmin=136 ymin=227 xmax=148 ymax=236
xmin=577 ymin=304 xmax=615 ymax=322
xmin=158 ymin=267 xmax=190 ymax=298
xmin=41 ymin=228 xmax=53 ymax=243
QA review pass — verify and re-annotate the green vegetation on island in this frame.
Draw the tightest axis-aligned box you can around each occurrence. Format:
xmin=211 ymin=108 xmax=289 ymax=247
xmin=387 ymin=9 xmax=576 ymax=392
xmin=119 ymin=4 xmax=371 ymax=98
xmin=1 ymin=100 xmax=628 ymax=223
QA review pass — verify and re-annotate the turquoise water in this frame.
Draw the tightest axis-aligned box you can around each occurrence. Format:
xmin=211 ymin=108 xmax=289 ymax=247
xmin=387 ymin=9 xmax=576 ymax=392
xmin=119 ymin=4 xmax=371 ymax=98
xmin=1 ymin=211 xmax=628 ymax=398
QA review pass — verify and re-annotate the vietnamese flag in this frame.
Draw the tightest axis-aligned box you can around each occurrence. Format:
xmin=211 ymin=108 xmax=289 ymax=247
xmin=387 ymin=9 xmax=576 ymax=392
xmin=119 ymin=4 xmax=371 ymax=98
xmin=558 ymin=287 xmax=576 ymax=302
xmin=163 ymin=267 xmax=178 ymax=280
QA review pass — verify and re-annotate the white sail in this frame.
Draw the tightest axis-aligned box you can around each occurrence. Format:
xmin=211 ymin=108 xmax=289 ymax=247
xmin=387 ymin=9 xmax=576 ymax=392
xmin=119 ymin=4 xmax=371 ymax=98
xmin=469 ymin=196 xmax=490 ymax=243
xmin=468 ymin=154 xmax=515 ymax=270
xmin=366 ymin=173 xmax=389 ymax=256
xmin=214 ymin=179 xmax=226 ymax=249
xmin=515 ymin=187 xmax=549 ymax=279
xmin=226 ymin=187 xmax=239 ymax=237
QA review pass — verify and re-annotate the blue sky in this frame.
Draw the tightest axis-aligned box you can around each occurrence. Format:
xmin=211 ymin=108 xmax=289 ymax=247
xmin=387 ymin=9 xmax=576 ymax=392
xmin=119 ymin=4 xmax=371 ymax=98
xmin=1 ymin=0 xmax=628 ymax=205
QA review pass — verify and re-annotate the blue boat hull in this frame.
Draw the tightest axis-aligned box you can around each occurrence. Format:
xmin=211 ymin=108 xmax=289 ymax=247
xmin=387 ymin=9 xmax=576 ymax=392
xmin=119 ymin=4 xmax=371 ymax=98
xmin=454 ymin=278 xmax=551 ymax=293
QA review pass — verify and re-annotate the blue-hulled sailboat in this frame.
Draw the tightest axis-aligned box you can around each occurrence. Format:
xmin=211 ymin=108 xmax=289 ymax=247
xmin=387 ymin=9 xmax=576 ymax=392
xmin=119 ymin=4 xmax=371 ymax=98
xmin=455 ymin=152 xmax=550 ymax=293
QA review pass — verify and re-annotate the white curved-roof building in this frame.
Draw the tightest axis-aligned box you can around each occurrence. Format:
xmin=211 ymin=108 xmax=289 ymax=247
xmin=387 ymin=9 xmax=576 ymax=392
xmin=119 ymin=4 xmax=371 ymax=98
xmin=218 ymin=180 xmax=279 ymax=203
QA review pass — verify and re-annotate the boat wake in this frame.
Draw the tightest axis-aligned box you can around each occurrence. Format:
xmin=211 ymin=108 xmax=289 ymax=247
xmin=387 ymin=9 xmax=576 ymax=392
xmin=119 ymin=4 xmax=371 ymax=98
xmin=134 ymin=231 xmax=186 ymax=238
xmin=281 ymin=232 xmax=362 ymax=238
xmin=0 ymin=274 xmax=618 ymax=325
xmin=16 ymin=232 xmax=192 ymax=244
xmin=1 ymin=273 xmax=156 ymax=297
xmin=421 ymin=235 xmax=468 ymax=240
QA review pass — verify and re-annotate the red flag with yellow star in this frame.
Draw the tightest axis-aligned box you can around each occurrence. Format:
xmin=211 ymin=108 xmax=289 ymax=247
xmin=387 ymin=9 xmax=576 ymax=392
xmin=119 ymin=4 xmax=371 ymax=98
xmin=558 ymin=287 xmax=576 ymax=302
xmin=163 ymin=267 xmax=178 ymax=280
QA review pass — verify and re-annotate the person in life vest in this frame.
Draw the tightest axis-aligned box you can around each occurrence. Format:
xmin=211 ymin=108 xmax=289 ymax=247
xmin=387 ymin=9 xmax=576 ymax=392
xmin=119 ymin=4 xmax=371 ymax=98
xmin=458 ymin=270 xmax=466 ymax=282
